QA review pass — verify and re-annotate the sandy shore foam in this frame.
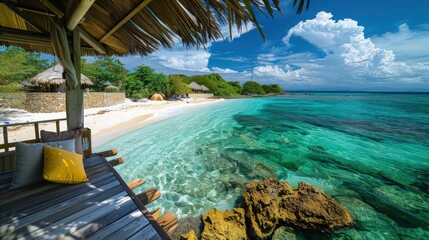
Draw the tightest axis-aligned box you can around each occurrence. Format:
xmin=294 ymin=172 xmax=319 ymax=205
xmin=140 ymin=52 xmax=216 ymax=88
xmin=1 ymin=98 xmax=223 ymax=147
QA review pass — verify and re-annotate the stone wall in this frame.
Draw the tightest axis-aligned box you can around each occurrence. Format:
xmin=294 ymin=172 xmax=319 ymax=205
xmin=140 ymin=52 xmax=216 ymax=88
xmin=0 ymin=93 xmax=26 ymax=109
xmin=189 ymin=93 xmax=214 ymax=99
xmin=0 ymin=92 xmax=125 ymax=113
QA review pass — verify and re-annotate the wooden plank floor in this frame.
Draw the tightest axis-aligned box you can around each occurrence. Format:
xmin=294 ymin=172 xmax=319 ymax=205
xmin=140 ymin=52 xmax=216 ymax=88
xmin=0 ymin=155 xmax=170 ymax=240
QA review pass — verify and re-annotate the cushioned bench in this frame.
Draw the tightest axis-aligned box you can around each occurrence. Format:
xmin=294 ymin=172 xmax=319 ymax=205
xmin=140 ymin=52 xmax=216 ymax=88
xmin=0 ymin=154 xmax=170 ymax=240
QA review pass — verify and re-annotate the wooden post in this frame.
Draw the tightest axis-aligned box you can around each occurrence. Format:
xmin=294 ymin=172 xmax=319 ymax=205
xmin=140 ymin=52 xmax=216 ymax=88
xmin=66 ymin=28 xmax=84 ymax=130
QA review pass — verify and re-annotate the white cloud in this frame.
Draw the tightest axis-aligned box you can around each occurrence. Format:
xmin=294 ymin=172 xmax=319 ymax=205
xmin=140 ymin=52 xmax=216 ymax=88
xmin=219 ymin=23 xmax=256 ymax=42
xmin=136 ymin=23 xmax=256 ymax=74
xmin=153 ymin=50 xmax=211 ymax=72
xmin=277 ymin=11 xmax=429 ymax=86
xmin=211 ymin=67 xmax=238 ymax=73
xmin=372 ymin=23 xmax=429 ymax=62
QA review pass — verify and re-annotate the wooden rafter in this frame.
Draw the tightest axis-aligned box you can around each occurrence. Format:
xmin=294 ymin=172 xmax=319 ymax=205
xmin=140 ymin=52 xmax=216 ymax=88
xmin=66 ymin=0 xmax=95 ymax=31
xmin=0 ymin=26 xmax=51 ymax=45
xmin=77 ymin=26 xmax=106 ymax=54
xmin=99 ymin=0 xmax=152 ymax=43
xmin=40 ymin=0 xmax=64 ymax=18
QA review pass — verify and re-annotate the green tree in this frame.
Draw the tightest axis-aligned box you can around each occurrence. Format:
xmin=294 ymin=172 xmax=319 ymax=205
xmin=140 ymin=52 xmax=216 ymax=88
xmin=0 ymin=46 xmax=50 ymax=86
xmin=169 ymin=75 xmax=191 ymax=95
xmin=122 ymin=65 xmax=171 ymax=98
xmin=228 ymin=81 xmax=242 ymax=94
xmin=183 ymin=74 xmax=240 ymax=96
xmin=242 ymin=81 xmax=266 ymax=95
xmin=81 ymin=57 xmax=128 ymax=91
xmin=262 ymin=84 xmax=284 ymax=94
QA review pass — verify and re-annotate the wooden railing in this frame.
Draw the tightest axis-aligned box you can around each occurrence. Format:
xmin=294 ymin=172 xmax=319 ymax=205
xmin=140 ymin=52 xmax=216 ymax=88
xmin=1 ymin=118 xmax=66 ymax=152
xmin=0 ymin=118 xmax=92 ymax=172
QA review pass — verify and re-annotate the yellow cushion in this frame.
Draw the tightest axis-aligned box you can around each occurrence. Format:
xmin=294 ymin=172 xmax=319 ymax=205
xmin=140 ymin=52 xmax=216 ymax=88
xmin=43 ymin=146 xmax=88 ymax=184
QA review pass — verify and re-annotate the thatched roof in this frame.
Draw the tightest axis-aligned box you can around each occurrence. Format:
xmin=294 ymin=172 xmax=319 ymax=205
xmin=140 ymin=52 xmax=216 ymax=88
xmin=189 ymin=82 xmax=202 ymax=90
xmin=200 ymin=85 xmax=209 ymax=91
xmin=30 ymin=64 xmax=93 ymax=86
xmin=0 ymin=0 xmax=309 ymax=56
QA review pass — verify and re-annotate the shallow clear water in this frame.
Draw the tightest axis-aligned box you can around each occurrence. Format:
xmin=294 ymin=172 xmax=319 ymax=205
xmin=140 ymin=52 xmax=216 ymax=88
xmin=96 ymin=93 xmax=429 ymax=239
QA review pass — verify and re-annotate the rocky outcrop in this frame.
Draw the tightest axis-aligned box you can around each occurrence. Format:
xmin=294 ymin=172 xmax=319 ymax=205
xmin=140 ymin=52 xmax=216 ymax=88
xmin=201 ymin=208 xmax=247 ymax=240
xmin=243 ymin=178 xmax=353 ymax=239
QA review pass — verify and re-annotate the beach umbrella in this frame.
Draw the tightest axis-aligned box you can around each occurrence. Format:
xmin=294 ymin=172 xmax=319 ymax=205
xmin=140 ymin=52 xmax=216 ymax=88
xmin=29 ymin=64 xmax=93 ymax=91
xmin=150 ymin=93 xmax=165 ymax=101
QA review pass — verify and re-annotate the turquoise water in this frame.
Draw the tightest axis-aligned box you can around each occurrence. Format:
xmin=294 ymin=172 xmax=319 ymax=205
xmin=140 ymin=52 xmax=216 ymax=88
xmin=96 ymin=93 xmax=429 ymax=239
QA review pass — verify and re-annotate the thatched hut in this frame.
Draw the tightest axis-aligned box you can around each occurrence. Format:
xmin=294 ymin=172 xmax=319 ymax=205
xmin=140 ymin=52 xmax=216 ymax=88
xmin=29 ymin=64 xmax=93 ymax=92
xmin=200 ymin=85 xmax=210 ymax=92
xmin=150 ymin=93 xmax=165 ymax=101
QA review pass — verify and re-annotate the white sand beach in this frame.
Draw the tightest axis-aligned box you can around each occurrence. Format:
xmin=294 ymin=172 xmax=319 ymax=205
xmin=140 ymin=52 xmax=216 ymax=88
xmin=1 ymin=98 xmax=224 ymax=147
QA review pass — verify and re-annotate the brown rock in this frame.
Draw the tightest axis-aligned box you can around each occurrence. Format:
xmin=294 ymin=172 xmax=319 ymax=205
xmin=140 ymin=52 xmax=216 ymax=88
xmin=243 ymin=179 xmax=353 ymax=239
xmin=180 ymin=230 xmax=198 ymax=240
xmin=201 ymin=208 xmax=247 ymax=240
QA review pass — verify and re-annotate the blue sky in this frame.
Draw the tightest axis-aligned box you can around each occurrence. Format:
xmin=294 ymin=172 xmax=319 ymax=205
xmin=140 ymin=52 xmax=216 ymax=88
xmin=100 ymin=0 xmax=429 ymax=91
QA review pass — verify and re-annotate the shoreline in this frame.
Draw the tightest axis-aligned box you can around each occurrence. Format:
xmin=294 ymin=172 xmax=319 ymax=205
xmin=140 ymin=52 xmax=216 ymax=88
xmin=0 ymin=98 xmax=224 ymax=147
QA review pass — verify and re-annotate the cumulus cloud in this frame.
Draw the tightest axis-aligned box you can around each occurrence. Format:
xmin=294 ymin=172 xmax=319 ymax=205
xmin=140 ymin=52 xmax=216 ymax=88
xmin=211 ymin=67 xmax=238 ymax=73
xmin=153 ymin=50 xmax=211 ymax=72
xmin=372 ymin=23 xmax=429 ymax=62
xmin=267 ymin=11 xmax=429 ymax=86
xmin=140 ymin=22 xmax=255 ymax=73
xmin=219 ymin=23 xmax=256 ymax=41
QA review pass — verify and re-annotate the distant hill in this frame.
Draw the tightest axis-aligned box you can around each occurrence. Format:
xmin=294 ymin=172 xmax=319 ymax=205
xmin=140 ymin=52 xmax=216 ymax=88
xmin=170 ymin=73 xmax=240 ymax=96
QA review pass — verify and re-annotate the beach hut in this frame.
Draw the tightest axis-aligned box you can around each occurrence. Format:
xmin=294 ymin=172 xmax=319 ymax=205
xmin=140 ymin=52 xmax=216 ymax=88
xmin=30 ymin=64 xmax=93 ymax=92
xmin=150 ymin=93 xmax=165 ymax=101
xmin=200 ymin=85 xmax=210 ymax=92
xmin=189 ymin=82 xmax=203 ymax=92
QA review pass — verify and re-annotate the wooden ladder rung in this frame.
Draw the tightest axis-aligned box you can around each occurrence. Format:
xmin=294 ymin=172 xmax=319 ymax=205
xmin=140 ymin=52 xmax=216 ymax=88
xmin=127 ymin=178 xmax=145 ymax=189
xmin=108 ymin=157 xmax=124 ymax=166
xmin=151 ymin=208 xmax=162 ymax=220
xmin=157 ymin=211 xmax=178 ymax=236
xmin=137 ymin=187 xmax=161 ymax=205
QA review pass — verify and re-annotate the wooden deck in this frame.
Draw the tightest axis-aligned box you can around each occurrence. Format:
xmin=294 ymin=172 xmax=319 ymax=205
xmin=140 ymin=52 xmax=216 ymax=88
xmin=0 ymin=154 xmax=170 ymax=240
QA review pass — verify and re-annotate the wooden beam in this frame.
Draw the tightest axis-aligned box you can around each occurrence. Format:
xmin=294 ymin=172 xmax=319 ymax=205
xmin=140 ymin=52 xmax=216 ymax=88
xmin=127 ymin=178 xmax=146 ymax=189
xmin=66 ymin=0 xmax=95 ymax=31
xmin=5 ymin=3 xmax=48 ymax=34
xmin=100 ymin=0 xmax=152 ymax=43
xmin=18 ymin=7 xmax=56 ymax=17
xmin=66 ymin=28 xmax=84 ymax=130
xmin=108 ymin=157 xmax=125 ymax=167
xmin=151 ymin=209 xmax=162 ymax=220
xmin=137 ymin=187 xmax=161 ymax=205
xmin=0 ymin=26 xmax=51 ymax=45
xmin=97 ymin=149 xmax=118 ymax=158
xmin=40 ymin=0 xmax=64 ymax=18
xmin=77 ymin=26 xmax=106 ymax=54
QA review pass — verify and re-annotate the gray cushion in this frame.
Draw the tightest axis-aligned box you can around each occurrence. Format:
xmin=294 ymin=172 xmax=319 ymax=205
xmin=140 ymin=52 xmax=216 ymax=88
xmin=41 ymin=129 xmax=83 ymax=155
xmin=9 ymin=139 xmax=76 ymax=190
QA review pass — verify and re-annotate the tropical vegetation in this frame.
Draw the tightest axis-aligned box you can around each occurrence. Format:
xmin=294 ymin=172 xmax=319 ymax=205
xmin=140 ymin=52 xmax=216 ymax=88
xmin=0 ymin=46 xmax=51 ymax=92
xmin=0 ymin=47 xmax=284 ymax=97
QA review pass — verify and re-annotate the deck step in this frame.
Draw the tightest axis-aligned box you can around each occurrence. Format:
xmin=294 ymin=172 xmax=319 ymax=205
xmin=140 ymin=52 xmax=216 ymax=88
xmin=151 ymin=208 xmax=162 ymax=220
xmin=126 ymin=178 xmax=145 ymax=189
xmin=108 ymin=157 xmax=125 ymax=166
xmin=97 ymin=149 xmax=118 ymax=157
xmin=157 ymin=211 xmax=178 ymax=236
xmin=137 ymin=187 xmax=161 ymax=205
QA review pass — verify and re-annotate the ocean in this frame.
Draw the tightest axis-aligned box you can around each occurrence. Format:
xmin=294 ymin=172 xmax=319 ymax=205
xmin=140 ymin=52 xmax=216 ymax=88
xmin=96 ymin=93 xmax=429 ymax=239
